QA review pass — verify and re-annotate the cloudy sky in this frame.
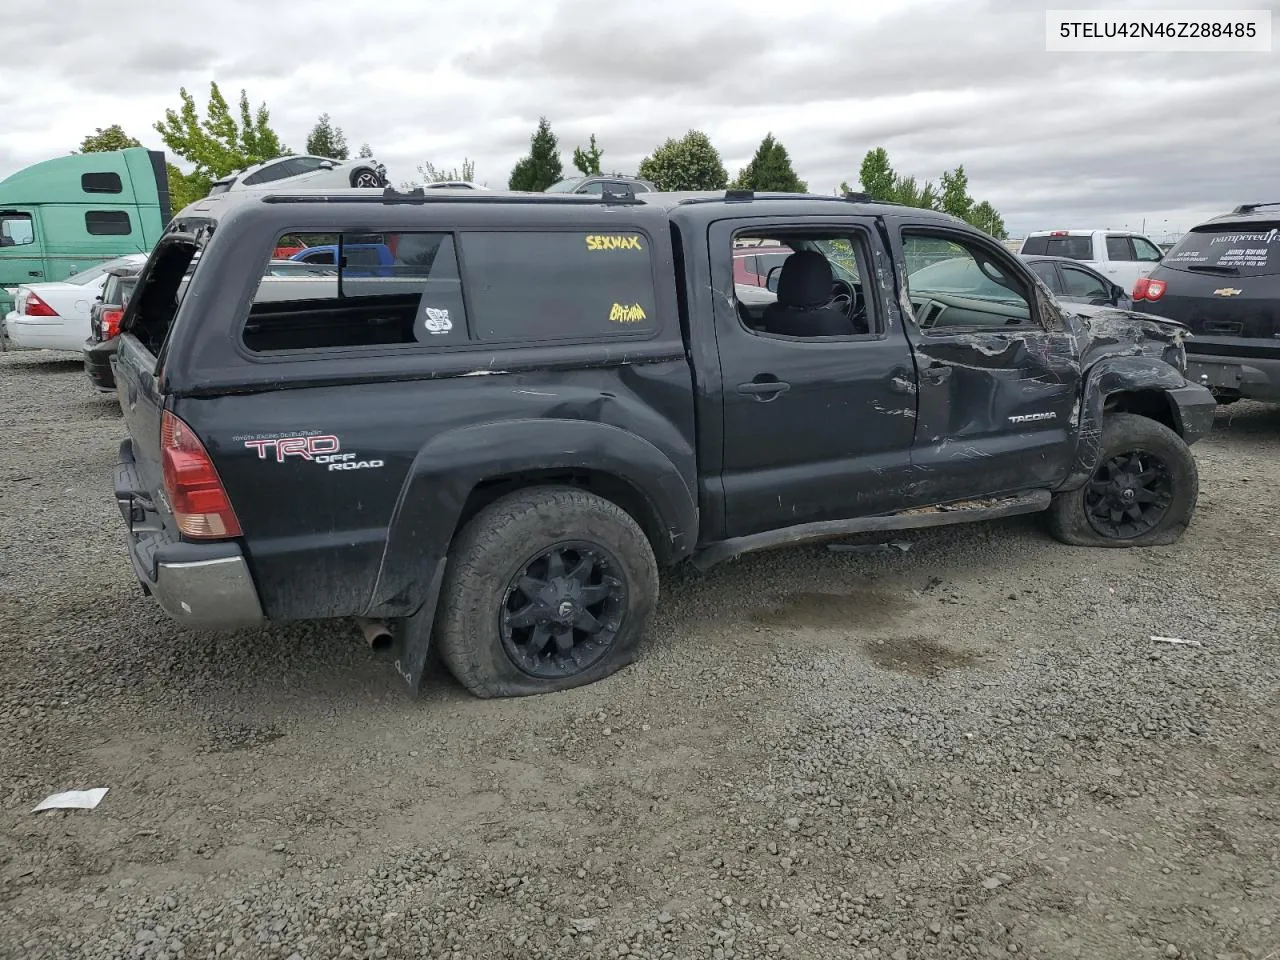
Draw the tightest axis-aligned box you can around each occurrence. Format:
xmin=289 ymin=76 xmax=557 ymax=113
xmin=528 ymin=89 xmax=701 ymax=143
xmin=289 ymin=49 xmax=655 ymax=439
xmin=4 ymin=0 xmax=1276 ymax=239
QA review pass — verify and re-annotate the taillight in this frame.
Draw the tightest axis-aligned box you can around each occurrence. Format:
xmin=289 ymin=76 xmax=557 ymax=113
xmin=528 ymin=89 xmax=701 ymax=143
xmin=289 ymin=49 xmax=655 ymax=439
xmin=23 ymin=292 xmax=57 ymax=317
xmin=1133 ymin=277 xmax=1167 ymax=301
xmin=160 ymin=410 xmax=242 ymax=539
xmin=101 ymin=309 xmax=124 ymax=339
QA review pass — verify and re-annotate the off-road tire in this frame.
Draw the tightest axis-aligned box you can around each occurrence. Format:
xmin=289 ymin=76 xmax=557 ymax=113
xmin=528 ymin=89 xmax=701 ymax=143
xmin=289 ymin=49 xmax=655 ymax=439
xmin=435 ymin=486 xmax=659 ymax=698
xmin=1049 ymin=413 xmax=1199 ymax=548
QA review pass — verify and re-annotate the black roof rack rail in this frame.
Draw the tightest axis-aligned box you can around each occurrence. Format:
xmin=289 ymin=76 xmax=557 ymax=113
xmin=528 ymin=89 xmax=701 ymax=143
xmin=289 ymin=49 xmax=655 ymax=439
xmin=1230 ymin=201 xmax=1280 ymax=214
xmin=675 ymin=190 xmax=894 ymax=207
xmin=260 ymin=189 xmax=643 ymax=206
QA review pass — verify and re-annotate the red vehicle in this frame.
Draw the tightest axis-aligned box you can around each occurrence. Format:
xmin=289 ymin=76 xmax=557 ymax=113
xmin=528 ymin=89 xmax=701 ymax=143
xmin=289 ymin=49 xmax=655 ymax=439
xmin=733 ymin=242 xmax=794 ymax=290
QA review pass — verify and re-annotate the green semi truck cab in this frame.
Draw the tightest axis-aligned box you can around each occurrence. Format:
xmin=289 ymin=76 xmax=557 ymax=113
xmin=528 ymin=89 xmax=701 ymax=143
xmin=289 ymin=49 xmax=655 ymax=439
xmin=0 ymin=147 xmax=171 ymax=314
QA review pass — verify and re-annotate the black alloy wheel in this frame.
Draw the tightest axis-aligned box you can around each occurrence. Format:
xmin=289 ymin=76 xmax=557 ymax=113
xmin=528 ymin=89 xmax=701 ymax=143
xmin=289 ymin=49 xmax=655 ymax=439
xmin=1084 ymin=450 xmax=1173 ymax=539
xmin=499 ymin=541 xmax=627 ymax=679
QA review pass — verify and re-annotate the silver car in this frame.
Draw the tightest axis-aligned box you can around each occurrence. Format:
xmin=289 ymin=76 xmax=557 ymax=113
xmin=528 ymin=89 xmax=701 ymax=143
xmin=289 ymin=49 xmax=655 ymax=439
xmin=208 ymin=155 xmax=389 ymax=195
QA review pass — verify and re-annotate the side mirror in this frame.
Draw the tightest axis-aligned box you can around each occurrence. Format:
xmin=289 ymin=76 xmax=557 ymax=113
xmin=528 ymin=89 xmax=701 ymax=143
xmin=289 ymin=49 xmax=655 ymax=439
xmin=319 ymin=159 xmax=336 ymax=170
xmin=766 ymin=264 xmax=783 ymax=293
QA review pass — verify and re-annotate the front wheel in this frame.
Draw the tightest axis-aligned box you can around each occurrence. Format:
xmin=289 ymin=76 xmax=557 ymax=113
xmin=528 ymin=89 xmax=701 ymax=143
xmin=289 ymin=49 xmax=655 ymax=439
xmin=1049 ymin=413 xmax=1199 ymax=547
xmin=350 ymin=167 xmax=385 ymax=188
xmin=435 ymin=487 xmax=659 ymax=698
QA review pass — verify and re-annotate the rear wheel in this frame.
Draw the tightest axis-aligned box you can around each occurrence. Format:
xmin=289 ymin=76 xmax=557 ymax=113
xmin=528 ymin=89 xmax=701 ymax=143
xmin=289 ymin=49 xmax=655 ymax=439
xmin=436 ymin=487 xmax=658 ymax=698
xmin=1049 ymin=413 xmax=1198 ymax=547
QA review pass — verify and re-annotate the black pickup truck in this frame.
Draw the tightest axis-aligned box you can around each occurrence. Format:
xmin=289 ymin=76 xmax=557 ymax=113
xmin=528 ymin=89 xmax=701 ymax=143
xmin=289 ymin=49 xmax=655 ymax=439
xmin=111 ymin=187 xmax=1216 ymax=698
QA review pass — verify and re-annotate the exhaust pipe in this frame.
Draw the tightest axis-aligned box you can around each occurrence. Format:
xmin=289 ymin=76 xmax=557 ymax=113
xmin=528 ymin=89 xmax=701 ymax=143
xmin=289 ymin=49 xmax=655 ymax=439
xmin=355 ymin=616 xmax=393 ymax=651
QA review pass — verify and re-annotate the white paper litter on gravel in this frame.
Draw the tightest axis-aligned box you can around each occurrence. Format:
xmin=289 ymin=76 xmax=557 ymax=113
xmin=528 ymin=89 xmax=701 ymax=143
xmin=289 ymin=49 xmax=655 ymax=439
xmin=32 ymin=788 xmax=108 ymax=812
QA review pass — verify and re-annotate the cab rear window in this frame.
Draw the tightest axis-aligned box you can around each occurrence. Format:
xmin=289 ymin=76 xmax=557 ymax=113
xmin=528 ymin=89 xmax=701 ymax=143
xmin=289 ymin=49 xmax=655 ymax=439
xmin=1161 ymin=223 xmax=1280 ymax=277
xmin=1020 ymin=235 xmax=1094 ymax=260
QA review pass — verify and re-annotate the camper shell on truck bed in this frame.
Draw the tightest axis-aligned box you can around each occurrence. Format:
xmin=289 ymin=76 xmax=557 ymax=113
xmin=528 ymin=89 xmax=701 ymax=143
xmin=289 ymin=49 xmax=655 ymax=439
xmin=112 ymin=186 xmax=1216 ymax=699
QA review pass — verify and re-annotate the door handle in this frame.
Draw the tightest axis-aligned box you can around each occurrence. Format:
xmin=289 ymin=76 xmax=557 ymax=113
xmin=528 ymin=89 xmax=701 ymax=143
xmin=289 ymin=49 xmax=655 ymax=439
xmin=28 ymin=270 xmax=42 ymax=277
xmin=921 ymin=364 xmax=952 ymax=384
xmin=887 ymin=365 xmax=915 ymax=394
xmin=737 ymin=377 xmax=791 ymax=399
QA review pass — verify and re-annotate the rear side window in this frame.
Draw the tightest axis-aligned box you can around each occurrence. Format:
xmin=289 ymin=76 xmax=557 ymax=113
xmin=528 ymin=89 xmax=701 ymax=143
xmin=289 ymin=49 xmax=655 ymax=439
xmin=82 ymin=172 xmax=123 ymax=194
xmin=102 ymin=274 xmax=124 ymax=304
xmin=1161 ymin=224 xmax=1280 ymax=277
xmin=1022 ymin=235 xmax=1093 ymax=260
xmin=460 ymin=231 xmax=658 ymax=342
xmin=1106 ymin=235 xmax=1135 ymax=261
xmin=1060 ymin=265 xmax=1110 ymax=299
xmin=85 ymin=210 xmax=132 ymax=236
xmin=242 ymin=231 xmax=468 ymax=353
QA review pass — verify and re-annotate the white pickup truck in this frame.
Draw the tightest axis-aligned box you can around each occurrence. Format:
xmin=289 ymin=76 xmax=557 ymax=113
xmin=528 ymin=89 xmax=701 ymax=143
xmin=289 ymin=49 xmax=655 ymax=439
xmin=1019 ymin=229 xmax=1165 ymax=293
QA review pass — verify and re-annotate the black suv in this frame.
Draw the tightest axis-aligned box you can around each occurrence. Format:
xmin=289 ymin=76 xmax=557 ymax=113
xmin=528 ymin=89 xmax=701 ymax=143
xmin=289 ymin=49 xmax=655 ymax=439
xmin=110 ymin=186 xmax=1215 ymax=699
xmin=1133 ymin=202 xmax=1280 ymax=403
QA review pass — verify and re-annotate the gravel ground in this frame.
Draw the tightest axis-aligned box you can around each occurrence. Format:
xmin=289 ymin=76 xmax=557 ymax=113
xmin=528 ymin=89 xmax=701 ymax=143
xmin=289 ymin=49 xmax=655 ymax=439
xmin=1 ymin=349 xmax=1278 ymax=960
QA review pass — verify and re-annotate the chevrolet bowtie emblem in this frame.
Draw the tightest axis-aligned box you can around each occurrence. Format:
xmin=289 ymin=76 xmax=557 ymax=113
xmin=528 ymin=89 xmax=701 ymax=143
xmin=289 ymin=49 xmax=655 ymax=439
xmin=1213 ymin=287 xmax=1243 ymax=296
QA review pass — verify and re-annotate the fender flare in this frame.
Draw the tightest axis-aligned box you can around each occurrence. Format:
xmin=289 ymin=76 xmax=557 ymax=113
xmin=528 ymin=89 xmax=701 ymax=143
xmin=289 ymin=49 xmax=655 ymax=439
xmin=370 ymin=417 xmax=699 ymax=620
xmin=1058 ymin=355 xmax=1187 ymax=491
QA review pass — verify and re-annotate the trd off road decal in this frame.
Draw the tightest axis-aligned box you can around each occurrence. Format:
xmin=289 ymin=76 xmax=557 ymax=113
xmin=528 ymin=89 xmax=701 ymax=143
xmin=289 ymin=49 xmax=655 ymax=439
xmin=608 ymin=303 xmax=648 ymax=324
xmin=241 ymin=434 xmax=384 ymax=471
xmin=585 ymin=234 xmax=643 ymax=252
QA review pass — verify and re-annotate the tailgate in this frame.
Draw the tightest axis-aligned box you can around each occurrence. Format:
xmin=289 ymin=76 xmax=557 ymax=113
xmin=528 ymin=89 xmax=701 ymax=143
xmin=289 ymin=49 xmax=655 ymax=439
xmin=114 ymin=334 xmax=168 ymax=495
xmin=1141 ymin=272 xmax=1280 ymax=359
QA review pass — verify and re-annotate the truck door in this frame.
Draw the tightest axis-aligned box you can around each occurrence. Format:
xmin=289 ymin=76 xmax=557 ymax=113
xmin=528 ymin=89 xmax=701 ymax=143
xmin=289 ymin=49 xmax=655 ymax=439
xmin=0 ymin=208 xmax=45 ymax=313
xmin=889 ymin=220 xmax=1081 ymax=504
xmin=709 ymin=217 xmax=920 ymax=538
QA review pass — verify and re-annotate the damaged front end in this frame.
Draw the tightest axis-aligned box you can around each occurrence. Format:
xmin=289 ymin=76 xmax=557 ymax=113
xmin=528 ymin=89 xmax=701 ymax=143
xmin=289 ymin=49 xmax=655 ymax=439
xmin=1064 ymin=302 xmax=1191 ymax=374
xmin=1056 ymin=302 xmax=1216 ymax=490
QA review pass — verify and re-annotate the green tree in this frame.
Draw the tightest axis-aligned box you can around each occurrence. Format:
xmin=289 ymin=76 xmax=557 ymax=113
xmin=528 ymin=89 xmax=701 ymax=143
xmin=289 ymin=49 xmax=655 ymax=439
xmin=851 ymin=147 xmax=1004 ymax=235
xmin=572 ymin=134 xmax=604 ymax=176
xmin=358 ymin=143 xmax=374 ymax=159
xmin=968 ymin=200 xmax=1007 ymax=240
xmin=77 ymin=124 xmax=140 ymax=153
xmin=305 ymin=113 xmax=349 ymax=160
xmin=731 ymin=133 xmax=807 ymax=192
xmin=637 ymin=130 xmax=728 ymax=191
xmin=939 ymin=165 xmax=973 ymax=221
xmin=857 ymin=147 xmax=897 ymax=201
xmin=508 ymin=117 xmax=564 ymax=191
xmin=892 ymin=175 xmax=939 ymax=210
xmin=154 ymin=81 xmax=290 ymax=188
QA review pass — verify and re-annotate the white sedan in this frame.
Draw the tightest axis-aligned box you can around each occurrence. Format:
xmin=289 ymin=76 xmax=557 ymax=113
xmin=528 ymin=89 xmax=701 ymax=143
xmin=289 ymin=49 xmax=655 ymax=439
xmin=3 ymin=254 xmax=147 ymax=352
xmin=208 ymin=155 xmax=389 ymax=195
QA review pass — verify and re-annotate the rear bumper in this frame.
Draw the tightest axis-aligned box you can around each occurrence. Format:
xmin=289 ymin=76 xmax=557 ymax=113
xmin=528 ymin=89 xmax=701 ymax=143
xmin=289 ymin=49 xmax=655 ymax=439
xmin=1184 ymin=351 xmax=1280 ymax=404
xmin=83 ymin=337 xmax=117 ymax=392
xmin=4 ymin=313 xmax=80 ymax=352
xmin=115 ymin=439 xmax=263 ymax=629
xmin=1166 ymin=381 xmax=1217 ymax=444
